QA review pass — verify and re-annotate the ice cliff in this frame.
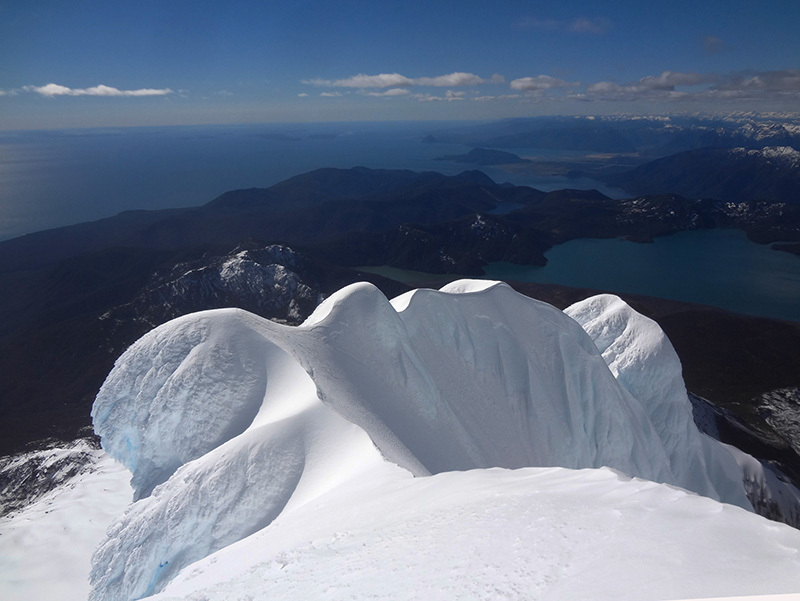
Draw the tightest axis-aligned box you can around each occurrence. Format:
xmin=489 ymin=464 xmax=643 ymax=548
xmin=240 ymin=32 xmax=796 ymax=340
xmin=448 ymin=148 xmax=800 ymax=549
xmin=90 ymin=280 xmax=766 ymax=600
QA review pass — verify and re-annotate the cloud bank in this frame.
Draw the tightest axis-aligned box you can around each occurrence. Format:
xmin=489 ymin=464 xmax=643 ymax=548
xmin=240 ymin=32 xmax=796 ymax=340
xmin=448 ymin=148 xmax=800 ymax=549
xmin=581 ymin=71 xmax=716 ymax=100
xmin=362 ymin=88 xmax=411 ymax=97
xmin=299 ymin=68 xmax=800 ymax=109
xmin=510 ymin=75 xmax=577 ymax=92
xmin=415 ymin=90 xmax=466 ymax=102
xmin=303 ymin=72 xmax=503 ymax=89
xmin=580 ymin=69 xmax=800 ymax=102
xmin=22 ymin=83 xmax=174 ymax=97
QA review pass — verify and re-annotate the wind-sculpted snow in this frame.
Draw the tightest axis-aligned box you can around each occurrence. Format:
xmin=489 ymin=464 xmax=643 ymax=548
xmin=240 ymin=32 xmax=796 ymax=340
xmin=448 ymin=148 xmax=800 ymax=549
xmin=92 ymin=311 xmax=275 ymax=499
xmin=565 ymin=294 xmax=750 ymax=507
xmin=91 ymin=307 xmax=399 ymax=600
xmin=91 ymin=280 xmax=755 ymax=600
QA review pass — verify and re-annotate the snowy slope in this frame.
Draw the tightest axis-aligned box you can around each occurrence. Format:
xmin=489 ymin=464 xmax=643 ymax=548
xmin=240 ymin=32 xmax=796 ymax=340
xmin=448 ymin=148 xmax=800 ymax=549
xmin=148 ymin=467 xmax=800 ymax=601
xmin=0 ymin=445 xmax=131 ymax=601
xmin=82 ymin=280 xmax=799 ymax=600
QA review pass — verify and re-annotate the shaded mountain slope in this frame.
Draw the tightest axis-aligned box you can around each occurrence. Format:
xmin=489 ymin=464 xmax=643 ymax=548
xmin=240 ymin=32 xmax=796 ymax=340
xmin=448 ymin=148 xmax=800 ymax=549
xmin=0 ymin=168 xmax=516 ymax=274
xmin=607 ymin=146 xmax=800 ymax=204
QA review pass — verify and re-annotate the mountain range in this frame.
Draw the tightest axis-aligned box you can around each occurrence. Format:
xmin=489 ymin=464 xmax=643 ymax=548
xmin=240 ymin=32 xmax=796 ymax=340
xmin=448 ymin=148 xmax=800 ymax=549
xmin=1 ymin=167 xmax=798 ymax=463
xmin=1 ymin=157 xmax=800 ymax=600
xmin=425 ymin=115 xmax=800 ymax=209
xmin=426 ymin=114 xmax=800 ymax=155
xmin=605 ymin=146 xmax=800 ymax=205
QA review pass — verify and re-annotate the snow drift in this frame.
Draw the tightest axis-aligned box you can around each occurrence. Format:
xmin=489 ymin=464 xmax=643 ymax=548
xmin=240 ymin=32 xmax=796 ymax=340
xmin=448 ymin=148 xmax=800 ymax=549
xmin=89 ymin=280 xmax=797 ymax=600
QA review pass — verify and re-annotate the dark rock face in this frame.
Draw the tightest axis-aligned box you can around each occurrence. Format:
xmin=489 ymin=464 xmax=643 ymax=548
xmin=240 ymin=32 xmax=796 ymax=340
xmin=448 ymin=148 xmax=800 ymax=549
xmin=689 ymin=392 xmax=800 ymax=528
xmin=758 ymin=388 xmax=800 ymax=457
xmin=105 ymin=244 xmax=322 ymax=329
xmin=0 ymin=437 xmax=100 ymax=518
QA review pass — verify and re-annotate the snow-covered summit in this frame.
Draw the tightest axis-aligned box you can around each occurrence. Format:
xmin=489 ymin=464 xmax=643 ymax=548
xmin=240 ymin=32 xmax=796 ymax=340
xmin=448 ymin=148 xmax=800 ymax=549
xmin=88 ymin=281 xmax=798 ymax=600
xmin=731 ymin=144 xmax=800 ymax=167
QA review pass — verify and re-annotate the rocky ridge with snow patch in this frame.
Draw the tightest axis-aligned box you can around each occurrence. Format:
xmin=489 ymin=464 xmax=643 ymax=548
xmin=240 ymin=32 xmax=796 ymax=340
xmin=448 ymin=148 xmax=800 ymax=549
xmin=0 ymin=438 xmax=101 ymax=518
xmin=103 ymin=244 xmax=322 ymax=330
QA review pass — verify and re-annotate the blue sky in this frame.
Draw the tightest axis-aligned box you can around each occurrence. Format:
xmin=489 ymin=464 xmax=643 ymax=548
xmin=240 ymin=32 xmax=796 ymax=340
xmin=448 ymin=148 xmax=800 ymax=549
xmin=2 ymin=0 xmax=799 ymax=129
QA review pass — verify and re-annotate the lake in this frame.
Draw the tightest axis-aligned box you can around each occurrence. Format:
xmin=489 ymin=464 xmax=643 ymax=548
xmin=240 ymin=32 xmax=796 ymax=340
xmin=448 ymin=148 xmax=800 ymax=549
xmin=362 ymin=230 xmax=799 ymax=322
xmin=483 ymin=229 xmax=800 ymax=322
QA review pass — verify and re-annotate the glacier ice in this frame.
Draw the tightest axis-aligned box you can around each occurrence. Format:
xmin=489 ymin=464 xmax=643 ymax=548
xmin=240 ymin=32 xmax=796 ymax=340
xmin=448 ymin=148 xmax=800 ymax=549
xmin=90 ymin=280 xmax=764 ymax=600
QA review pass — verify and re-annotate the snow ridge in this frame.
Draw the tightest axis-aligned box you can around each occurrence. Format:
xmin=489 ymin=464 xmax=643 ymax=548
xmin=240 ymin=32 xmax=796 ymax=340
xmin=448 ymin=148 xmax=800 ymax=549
xmin=730 ymin=144 xmax=800 ymax=167
xmin=91 ymin=281 xmax=754 ymax=600
xmin=565 ymin=294 xmax=749 ymax=506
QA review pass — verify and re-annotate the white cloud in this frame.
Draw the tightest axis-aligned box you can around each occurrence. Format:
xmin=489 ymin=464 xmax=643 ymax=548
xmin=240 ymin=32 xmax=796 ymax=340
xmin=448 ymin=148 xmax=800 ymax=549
xmin=510 ymin=75 xmax=576 ymax=92
xmin=297 ymin=93 xmax=309 ymax=97
xmin=415 ymin=90 xmax=465 ymax=102
xmin=585 ymin=81 xmax=625 ymax=94
xmin=716 ymin=70 xmax=800 ymax=93
xmin=639 ymin=71 xmax=717 ymax=89
xmin=415 ymin=72 xmax=503 ymax=86
xmin=301 ymin=67 xmax=800 ymax=107
xmin=583 ymin=81 xmax=652 ymax=100
xmin=304 ymin=73 xmax=413 ymax=88
xmin=688 ymin=70 xmax=800 ymax=102
xmin=23 ymin=83 xmax=72 ymax=96
xmin=700 ymin=89 xmax=750 ymax=99
xmin=362 ymin=88 xmax=411 ymax=97
xmin=574 ymin=69 xmax=800 ymax=104
xmin=303 ymin=72 xmax=501 ymax=89
xmin=320 ymin=91 xmax=343 ymax=97
xmin=23 ymin=83 xmax=173 ymax=97
xmin=473 ymin=94 xmax=522 ymax=102
xmin=583 ymin=71 xmax=719 ymax=100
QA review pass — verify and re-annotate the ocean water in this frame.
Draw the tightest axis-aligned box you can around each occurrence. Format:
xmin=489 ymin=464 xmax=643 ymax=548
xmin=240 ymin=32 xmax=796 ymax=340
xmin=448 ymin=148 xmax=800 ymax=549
xmin=0 ymin=121 xmax=625 ymax=242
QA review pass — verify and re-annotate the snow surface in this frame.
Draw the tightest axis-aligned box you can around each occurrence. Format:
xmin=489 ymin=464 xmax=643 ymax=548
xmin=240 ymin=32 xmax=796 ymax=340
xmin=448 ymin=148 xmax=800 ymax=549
xmin=148 ymin=466 xmax=800 ymax=601
xmin=731 ymin=145 xmax=800 ymax=167
xmin=0 ymin=446 xmax=132 ymax=601
xmin=12 ymin=279 xmax=798 ymax=600
xmin=565 ymin=294 xmax=750 ymax=507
